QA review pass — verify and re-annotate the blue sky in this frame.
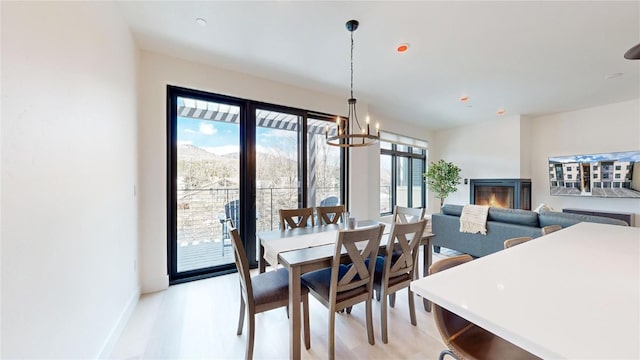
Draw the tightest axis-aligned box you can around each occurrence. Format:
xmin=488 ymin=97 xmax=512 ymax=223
xmin=549 ymin=150 xmax=640 ymax=163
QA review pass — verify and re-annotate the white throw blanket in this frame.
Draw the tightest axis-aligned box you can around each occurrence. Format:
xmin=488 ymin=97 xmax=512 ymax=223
xmin=459 ymin=204 xmax=490 ymax=235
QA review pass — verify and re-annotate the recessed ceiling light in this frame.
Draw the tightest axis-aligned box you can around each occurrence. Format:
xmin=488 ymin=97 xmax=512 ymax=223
xmin=459 ymin=96 xmax=469 ymax=102
xmin=396 ymin=43 xmax=410 ymax=53
xmin=497 ymin=109 xmax=506 ymax=115
xmin=195 ymin=18 xmax=208 ymax=26
xmin=605 ymin=72 xmax=624 ymax=79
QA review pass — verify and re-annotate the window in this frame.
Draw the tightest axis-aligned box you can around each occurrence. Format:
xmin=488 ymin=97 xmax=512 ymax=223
xmin=167 ymin=86 xmax=346 ymax=283
xmin=566 ymin=166 xmax=572 ymax=171
xmin=615 ymin=165 xmax=621 ymax=170
xmin=615 ymin=174 xmax=621 ymax=179
xmin=379 ymin=133 xmax=427 ymax=215
xmin=603 ymin=173 xmax=609 ymax=179
xmin=627 ymin=165 xmax=631 ymax=170
xmin=594 ymin=174 xmax=598 ymax=179
xmin=593 ymin=165 xmax=598 ymax=171
xmin=567 ymin=174 xmax=572 ymax=179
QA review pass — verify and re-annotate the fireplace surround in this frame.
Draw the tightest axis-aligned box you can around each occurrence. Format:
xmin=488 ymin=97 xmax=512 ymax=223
xmin=469 ymin=178 xmax=532 ymax=210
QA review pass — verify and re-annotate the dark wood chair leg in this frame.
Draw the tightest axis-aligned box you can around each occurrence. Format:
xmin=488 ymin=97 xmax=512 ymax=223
xmin=237 ymin=297 xmax=245 ymax=335
xmin=303 ymin=294 xmax=311 ymax=350
xmin=246 ymin=313 xmax=255 ymax=360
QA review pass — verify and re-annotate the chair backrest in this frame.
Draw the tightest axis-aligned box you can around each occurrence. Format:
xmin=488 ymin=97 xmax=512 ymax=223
xmin=279 ymin=208 xmax=314 ymax=229
xmin=393 ymin=206 xmax=426 ymax=224
xmin=429 ymin=255 xmax=474 ymax=350
xmin=541 ymin=224 xmax=562 ymax=235
xmin=317 ymin=205 xmax=346 ymax=225
xmin=320 ymin=196 xmax=339 ymax=207
xmin=331 ymin=225 xmax=385 ymax=296
xmin=227 ymin=221 xmax=253 ymax=304
xmin=503 ymin=236 xmax=533 ymax=249
xmin=383 ymin=219 xmax=427 ymax=279
xmin=225 ymin=200 xmax=240 ymax=229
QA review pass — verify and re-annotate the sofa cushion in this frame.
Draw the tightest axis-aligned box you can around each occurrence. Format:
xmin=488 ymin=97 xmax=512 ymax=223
xmin=487 ymin=207 xmax=539 ymax=227
xmin=538 ymin=211 xmax=629 ymax=228
xmin=441 ymin=204 xmax=463 ymax=217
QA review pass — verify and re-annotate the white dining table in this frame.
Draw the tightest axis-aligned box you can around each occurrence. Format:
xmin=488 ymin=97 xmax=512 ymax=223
xmin=411 ymin=221 xmax=640 ymax=359
xmin=257 ymin=221 xmax=435 ymax=360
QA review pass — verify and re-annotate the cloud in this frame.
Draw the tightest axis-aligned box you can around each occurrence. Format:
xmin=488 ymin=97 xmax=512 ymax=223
xmin=178 ymin=140 xmax=193 ymax=145
xmin=199 ymin=123 xmax=217 ymax=135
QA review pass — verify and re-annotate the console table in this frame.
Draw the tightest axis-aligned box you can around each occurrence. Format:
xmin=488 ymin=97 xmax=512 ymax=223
xmin=563 ymin=208 xmax=635 ymax=226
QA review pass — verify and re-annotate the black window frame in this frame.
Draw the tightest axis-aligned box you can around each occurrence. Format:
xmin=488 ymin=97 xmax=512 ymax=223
xmin=167 ymin=85 xmax=348 ymax=284
xmin=380 ymin=141 xmax=427 ymax=216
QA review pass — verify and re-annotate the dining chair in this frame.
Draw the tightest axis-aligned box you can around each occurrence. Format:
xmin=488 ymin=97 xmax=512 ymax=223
xmin=279 ymin=207 xmax=314 ymax=229
xmin=316 ymin=204 xmax=346 ymax=225
xmin=391 ymin=205 xmax=426 ymax=274
xmin=227 ymin=221 xmax=311 ymax=360
xmin=503 ymin=236 xmax=533 ymax=249
xmin=219 ymin=199 xmax=240 ymax=255
xmin=372 ymin=219 xmax=427 ymax=343
xmin=375 ymin=205 xmax=426 ymax=305
xmin=430 ymin=255 xmax=541 ymax=360
xmin=393 ymin=205 xmax=426 ymax=224
xmin=541 ymin=224 xmax=562 ymax=235
xmin=301 ymin=224 xmax=385 ymax=360
xmin=320 ymin=195 xmax=340 ymax=207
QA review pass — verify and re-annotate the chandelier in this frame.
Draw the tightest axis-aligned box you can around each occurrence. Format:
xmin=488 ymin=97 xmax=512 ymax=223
xmin=326 ymin=19 xmax=380 ymax=147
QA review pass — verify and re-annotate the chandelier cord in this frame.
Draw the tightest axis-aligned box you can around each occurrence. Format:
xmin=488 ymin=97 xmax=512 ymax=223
xmin=350 ymin=30 xmax=354 ymax=100
xmin=350 ymin=28 xmax=363 ymax=132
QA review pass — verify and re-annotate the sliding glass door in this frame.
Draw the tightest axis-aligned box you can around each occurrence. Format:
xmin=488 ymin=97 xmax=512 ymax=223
xmin=169 ymin=90 xmax=244 ymax=282
xmin=307 ymin=116 xmax=343 ymax=207
xmin=168 ymin=86 xmax=346 ymax=283
xmin=255 ymin=108 xmax=302 ymax=234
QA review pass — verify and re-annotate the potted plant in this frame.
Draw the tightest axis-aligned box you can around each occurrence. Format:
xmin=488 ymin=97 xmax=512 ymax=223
xmin=423 ymin=159 xmax=462 ymax=207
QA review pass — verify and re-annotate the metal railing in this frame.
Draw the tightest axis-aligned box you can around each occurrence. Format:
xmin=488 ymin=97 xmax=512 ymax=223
xmin=176 ymin=187 xmax=340 ymax=245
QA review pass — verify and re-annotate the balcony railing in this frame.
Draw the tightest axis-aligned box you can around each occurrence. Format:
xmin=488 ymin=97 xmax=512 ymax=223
xmin=177 ymin=187 xmax=340 ymax=245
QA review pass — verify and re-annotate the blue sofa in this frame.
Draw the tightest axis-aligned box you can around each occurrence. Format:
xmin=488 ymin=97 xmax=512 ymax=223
xmin=432 ymin=204 xmax=629 ymax=257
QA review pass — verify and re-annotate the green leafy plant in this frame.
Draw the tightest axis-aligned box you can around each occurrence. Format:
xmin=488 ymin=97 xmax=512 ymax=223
xmin=423 ymin=160 xmax=462 ymax=207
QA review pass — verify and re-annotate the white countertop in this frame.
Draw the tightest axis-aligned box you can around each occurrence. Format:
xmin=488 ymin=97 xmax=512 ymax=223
xmin=411 ymin=222 xmax=640 ymax=359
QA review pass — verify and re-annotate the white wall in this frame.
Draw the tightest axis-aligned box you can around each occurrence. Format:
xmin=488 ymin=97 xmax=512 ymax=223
xmin=529 ymin=99 xmax=640 ymax=225
xmin=433 ymin=115 xmax=524 ymax=212
xmin=1 ymin=2 xmax=139 ymax=358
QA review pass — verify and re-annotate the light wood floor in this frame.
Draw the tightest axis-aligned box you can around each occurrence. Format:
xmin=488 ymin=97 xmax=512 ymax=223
xmin=111 ymin=250 xmax=452 ymax=359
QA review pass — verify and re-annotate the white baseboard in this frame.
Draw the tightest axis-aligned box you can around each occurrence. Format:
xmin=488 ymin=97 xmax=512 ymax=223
xmin=141 ymin=274 xmax=169 ymax=294
xmin=96 ymin=287 xmax=140 ymax=359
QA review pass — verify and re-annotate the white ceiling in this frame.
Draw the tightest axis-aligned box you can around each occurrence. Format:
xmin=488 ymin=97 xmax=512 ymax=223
xmin=117 ymin=1 xmax=640 ymax=130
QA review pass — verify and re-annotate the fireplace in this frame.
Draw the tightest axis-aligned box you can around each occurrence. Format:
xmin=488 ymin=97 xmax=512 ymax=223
xmin=470 ymin=178 xmax=531 ymax=210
